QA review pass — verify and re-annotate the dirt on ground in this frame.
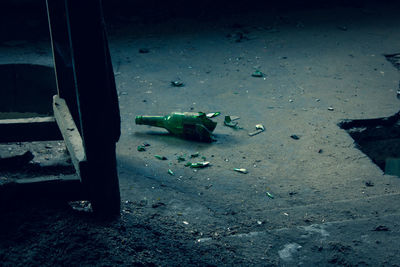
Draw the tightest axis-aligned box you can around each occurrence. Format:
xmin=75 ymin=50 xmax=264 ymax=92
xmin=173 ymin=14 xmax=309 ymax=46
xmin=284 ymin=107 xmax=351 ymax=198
xmin=1 ymin=1 xmax=400 ymax=266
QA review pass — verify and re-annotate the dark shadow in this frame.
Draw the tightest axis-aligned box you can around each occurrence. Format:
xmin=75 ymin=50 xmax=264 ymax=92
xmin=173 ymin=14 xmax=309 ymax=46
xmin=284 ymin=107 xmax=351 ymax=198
xmin=132 ymin=131 xmax=241 ymax=146
xmin=339 ymin=111 xmax=400 ymax=175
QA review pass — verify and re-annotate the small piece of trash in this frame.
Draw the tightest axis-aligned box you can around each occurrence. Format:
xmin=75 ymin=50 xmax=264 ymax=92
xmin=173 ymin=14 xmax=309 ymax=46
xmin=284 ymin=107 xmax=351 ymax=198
xmin=252 ymin=70 xmax=264 ymax=77
xmin=137 ymin=145 xmax=146 ymax=152
xmin=224 ymin=116 xmax=239 ymax=128
xmin=257 ymin=221 xmax=263 ymax=225
xmin=234 ymin=168 xmax=248 ymax=174
xmin=206 ymin=112 xmax=221 ymax=118
xmin=249 ymin=124 xmax=265 ymax=136
xmin=290 ymin=134 xmax=300 ymax=140
xmin=365 ymin=181 xmax=374 ymax=187
xmin=266 ymin=191 xmax=274 ymax=199
xmin=372 ymin=225 xmax=389 ymax=231
xmin=328 ymin=107 xmax=334 ymax=111
xmin=188 ymin=162 xmax=210 ymax=168
xmin=197 ymin=237 xmax=212 ymax=243
xmin=283 ymin=212 xmax=289 ymax=216
xmin=171 ymin=80 xmax=184 ymax=87
xmin=183 ymin=221 xmax=189 ymax=225
xmin=256 ymin=124 xmax=265 ymax=131
xmin=154 ymin=155 xmax=167 ymax=160
xmin=190 ymin=152 xmax=200 ymax=158
xmin=168 ymin=169 xmax=174 ymax=176
xmin=142 ymin=142 xmax=151 ymax=147
xmin=139 ymin=48 xmax=150 ymax=53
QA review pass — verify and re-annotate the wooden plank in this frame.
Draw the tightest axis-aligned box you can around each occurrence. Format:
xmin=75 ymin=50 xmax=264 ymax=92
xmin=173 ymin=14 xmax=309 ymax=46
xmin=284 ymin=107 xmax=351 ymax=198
xmin=53 ymin=95 xmax=86 ymax=180
xmin=0 ymin=116 xmax=62 ymax=142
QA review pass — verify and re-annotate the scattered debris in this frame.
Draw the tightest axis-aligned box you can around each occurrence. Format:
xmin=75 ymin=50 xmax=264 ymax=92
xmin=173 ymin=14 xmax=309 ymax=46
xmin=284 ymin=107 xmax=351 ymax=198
xmin=168 ymin=169 xmax=175 ymax=176
xmin=139 ymin=48 xmax=149 ymax=53
xmin=328 ymin=107 xmax=334 ymax=111
xmin=177 ymin=155 xmax=186 ymax=162
xmin=278 ymin=243 xmax=302 ymax=262
xmin=266 ymin=191 xmax=274 ymax=199
xmin=187 ymin=161 xmax=210 ymax=168
xmin=248 ymin=124 xmax=265 ymax=136
xmin=234 ymin=168 xmax=248 ymax=174
xmin=251 ymin=70 xmax=264 ymax=77
xmin=365 ymin=181 xmax=374 ymax=187
xmin=171 ymin=80 xmax=184 ymax=87
xmin=224 ymin=116 xmax=240 ymax=128
xmin=206 ymin=112 xmax=221 ymax=118
xmin=190 ymin=152 xmax=200 ymax=158
xmin=152 ymin=202 xmax=166 ymax=208
xmin=154 ymin=155 xmax=167 ymax=160
xmin=69 ymin=201 xmax=92 ymax=212
xmin=137 ymin=145 xmax=146 ymax=152
xmin=372 ymin=225 xmax=389 ymax=232
xmin=290 ymin=134 xmax=300 ymax=140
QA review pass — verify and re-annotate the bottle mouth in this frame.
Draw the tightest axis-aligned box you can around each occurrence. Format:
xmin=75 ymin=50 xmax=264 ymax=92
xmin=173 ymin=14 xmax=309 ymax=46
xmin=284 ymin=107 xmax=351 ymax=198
xmin=135 ymin=116 xmax=142 ymax=124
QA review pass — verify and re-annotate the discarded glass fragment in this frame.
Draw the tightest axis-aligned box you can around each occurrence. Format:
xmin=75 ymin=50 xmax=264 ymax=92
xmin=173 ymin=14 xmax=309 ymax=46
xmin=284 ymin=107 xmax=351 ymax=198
xmin=191 ymin=152 xmax=200 ymax=158
xmin=136 ymin=112 xmax=217 ymax=142
xmin=139 ymin=48 xmax=149 ymax=53
xmin=266 ymin=192 xmax=274 ymax=199
xmin=206 ymin=112 xmax=221 ymax=118
xmin=171 ymin=80 xmax=184 ymax=87
xmin=249 ymin=124 xmax=265 ymax=136
xmin=224 ymin=116 xmax=239 ymax=128
xmin=137 ymin=145 xmax=146 ymax=152
xmin=234 ymin=168 xmax=248 ymax=174
xmin=168 ymin=169 xmax=174 ymax=175
xmin=177 ymin=156 xmax=186 ymax=162
xmin=290 ymin=134 xmax=300 ymax=140
xmin=154 ymin=155 xmax=167 ymax=160
xmin=190 ymin=161 xmax=210 ymax=168
xmin=251 ymin=70 xmax=264 ymax=77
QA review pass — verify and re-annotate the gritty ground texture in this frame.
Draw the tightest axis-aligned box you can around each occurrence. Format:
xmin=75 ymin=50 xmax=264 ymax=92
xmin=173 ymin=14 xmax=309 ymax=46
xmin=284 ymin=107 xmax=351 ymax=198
xmin=1 ymin=2 xmax=400 ymax=266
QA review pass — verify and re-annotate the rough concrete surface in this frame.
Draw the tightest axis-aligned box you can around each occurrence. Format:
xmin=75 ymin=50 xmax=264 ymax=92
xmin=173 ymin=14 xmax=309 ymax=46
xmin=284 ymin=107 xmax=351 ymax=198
xmin=1 ymin=2 xmax=400 ymax=266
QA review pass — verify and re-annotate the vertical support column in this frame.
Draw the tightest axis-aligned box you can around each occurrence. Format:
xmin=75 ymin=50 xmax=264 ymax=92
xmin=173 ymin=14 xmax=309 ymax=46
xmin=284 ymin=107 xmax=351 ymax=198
xmin=64 ymin=0 xmax=121 ymax=217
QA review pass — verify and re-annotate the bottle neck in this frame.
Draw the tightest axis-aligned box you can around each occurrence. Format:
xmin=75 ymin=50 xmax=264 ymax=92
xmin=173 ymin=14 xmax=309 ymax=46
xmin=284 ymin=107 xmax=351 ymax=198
xmin=135 ymin=116 xmax=165 ymax=127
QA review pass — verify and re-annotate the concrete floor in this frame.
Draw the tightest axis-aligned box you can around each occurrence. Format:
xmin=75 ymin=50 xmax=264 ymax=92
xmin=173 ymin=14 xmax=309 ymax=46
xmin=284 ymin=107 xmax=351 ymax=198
xmin=1 ymin=2 xmax=400 ymax=266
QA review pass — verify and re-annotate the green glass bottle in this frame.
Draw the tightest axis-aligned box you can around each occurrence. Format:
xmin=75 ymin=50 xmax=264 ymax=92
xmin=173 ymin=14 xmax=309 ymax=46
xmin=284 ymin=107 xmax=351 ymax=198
xmin=135 ymin=112 xmax=217 ymax=142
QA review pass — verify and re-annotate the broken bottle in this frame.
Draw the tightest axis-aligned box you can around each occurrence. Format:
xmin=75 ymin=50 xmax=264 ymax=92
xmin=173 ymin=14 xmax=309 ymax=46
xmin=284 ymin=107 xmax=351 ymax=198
xmin=135 ymin=112 xmax=217 ymax=142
